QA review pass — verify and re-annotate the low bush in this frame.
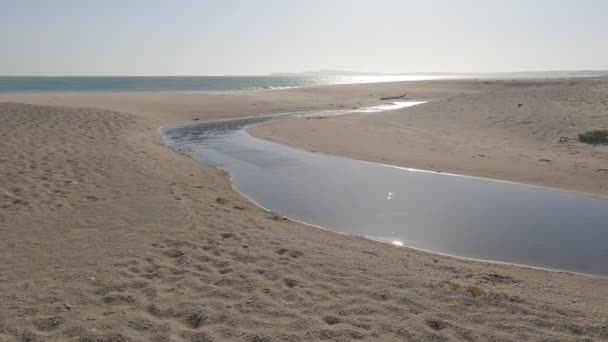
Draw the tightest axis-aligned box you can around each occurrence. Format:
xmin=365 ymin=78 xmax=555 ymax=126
xmin=579 ymin=129 xmax=608 ymax=145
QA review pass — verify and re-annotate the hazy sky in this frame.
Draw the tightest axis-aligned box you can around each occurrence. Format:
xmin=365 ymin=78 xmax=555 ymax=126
xmin=2 ymin=0 xmax=607 ymax=75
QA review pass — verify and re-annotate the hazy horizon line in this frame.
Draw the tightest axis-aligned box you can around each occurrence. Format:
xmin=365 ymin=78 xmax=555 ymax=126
xmin=1 ymin=69 xmax=607 ymax=78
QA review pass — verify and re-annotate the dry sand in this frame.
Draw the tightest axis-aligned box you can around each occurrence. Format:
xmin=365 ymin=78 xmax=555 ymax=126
xmin=1 ymin=81 xmax=608 ymax=341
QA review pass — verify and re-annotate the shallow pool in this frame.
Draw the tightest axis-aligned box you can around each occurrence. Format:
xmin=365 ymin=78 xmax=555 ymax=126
xmin=162 ymin=103 xmax=608 ymax=276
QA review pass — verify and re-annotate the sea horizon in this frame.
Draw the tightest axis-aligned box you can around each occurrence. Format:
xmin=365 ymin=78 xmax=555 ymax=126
xmin=0 ymin=70 xmax=605 ymax=92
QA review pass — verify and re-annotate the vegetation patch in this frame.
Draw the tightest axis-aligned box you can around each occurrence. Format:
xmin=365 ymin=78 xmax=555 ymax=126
xmin=437 ymin=279 xmax=522 ymax=303
xmin=578 ymin=129 xmax=608 ymax=145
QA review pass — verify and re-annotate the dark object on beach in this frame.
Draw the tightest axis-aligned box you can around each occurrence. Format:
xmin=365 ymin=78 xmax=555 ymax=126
xmin=270 ymin=211 xmax=287 ymax=221
xmin=323 ymin=316 xmax=341 ymax=325
xmin=380 ymin=93 xmax=406 ymax=101
xmin=517 ymin=104 xmax=523 ymax=108
xmin=558 ymin=136 xmax=569 ymax=143
xmin=193 ymin=118 xmax=200 ymax=121
xmin=579 ymin=129 xmax=608 ymax=145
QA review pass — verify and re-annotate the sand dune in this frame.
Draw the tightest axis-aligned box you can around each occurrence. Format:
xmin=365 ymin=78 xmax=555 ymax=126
xmin=1 ymin=80 xmax=608 ymax=341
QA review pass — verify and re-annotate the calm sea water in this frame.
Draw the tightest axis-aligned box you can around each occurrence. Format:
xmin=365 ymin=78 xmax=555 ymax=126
xmin=2 ymin=72 xmax=603 ymax=92
xmin=0 ymin=75 xmax=459 ymax=92
xmin=162 ymin=103 xmax=608 ymax=276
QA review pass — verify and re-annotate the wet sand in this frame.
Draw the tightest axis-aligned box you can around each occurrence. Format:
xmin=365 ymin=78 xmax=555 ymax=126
xmin=1 ymin=80 xmax=608 ymax=341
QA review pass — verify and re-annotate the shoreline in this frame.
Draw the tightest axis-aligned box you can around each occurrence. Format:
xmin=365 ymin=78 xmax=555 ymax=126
xmin=249 ymin=120 xmax=608 ymax=201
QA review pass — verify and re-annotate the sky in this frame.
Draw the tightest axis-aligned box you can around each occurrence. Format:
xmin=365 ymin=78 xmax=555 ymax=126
xmin=1 ymin=0 xmax=607 ymax=76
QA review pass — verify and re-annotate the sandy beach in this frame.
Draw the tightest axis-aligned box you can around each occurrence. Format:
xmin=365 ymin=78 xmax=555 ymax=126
xmin=2 ymin=80 xmax=608 ymax=341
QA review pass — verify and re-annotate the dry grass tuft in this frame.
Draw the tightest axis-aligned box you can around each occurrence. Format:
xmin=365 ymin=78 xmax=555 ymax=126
xmin=437 ymin=279 xmax=522 ymax=303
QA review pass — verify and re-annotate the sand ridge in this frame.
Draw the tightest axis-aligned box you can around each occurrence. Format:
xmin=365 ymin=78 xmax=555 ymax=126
xmin=1 ymin=80 xmax=608 ymax=341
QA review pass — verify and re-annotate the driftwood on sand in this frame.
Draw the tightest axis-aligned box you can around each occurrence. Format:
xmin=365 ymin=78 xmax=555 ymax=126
xmin=380 ymin=93 xmax=406 ymax=100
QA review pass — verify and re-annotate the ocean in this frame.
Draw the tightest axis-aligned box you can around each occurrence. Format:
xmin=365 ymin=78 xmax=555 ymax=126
xmin=0 ymin=72 xmax=603 ymax=92
xmin=0 ymin=75 xmax=459 ymax=92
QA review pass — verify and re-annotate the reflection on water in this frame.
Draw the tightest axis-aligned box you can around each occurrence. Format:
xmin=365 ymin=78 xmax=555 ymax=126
xmin=162 ymin=103 xmax=608 ymax=276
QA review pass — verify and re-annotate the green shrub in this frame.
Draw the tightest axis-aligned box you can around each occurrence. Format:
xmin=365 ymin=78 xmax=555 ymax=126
xmin=579 ymin=129 xmax=608 ymax=144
